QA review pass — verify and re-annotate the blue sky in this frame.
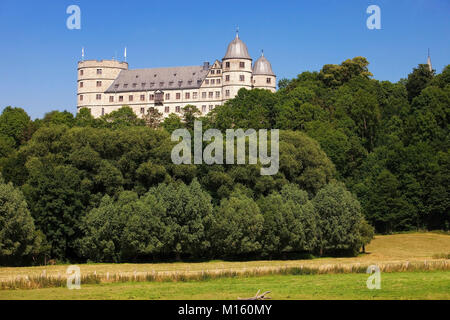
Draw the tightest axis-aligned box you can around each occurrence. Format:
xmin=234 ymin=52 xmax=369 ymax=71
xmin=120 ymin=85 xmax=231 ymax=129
xmin=0 ymin=0 xmax=449 ymax=119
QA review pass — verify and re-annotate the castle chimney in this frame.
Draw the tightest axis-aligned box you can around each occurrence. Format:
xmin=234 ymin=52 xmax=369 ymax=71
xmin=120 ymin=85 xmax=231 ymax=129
xmin=203 ymin=62 xmax=210 ymax=70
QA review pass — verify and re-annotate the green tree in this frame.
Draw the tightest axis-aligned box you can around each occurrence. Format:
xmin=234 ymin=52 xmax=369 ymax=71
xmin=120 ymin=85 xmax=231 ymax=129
xmin=75 ymin=108 xmax=97 ymax=127
xmin=210 ymin=193 xmax=263 ymax=257
xmin=405 ymin=64 xmax=434 ymax=102
xmin=149 ymin=179 xmax=213 ymax=259
xmin=101 ymin=106 xmax=145 ymax=128
xmin=162 ymin=113 xmax=184 ymax=133
xmin=319 ymin=57 xmax=373 ymax=87
xmin=0 ymin=176 xmax=46 ymax=266
xmin=313 ymin=182 xmax=364 ymax=255
xmin=0 ymin=106 xmax=32 ymax=147
xmin=182 ymin=105 xmax=201 ymax=130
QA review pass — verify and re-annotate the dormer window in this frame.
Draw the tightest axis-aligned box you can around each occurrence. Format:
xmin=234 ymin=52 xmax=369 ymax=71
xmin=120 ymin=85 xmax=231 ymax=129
xmin=132 ymin=83 xmax=137 ymax=88
xmin=123 ymin=83 xmax=128 ymax=88
xmin=169 ymin=81 xmax=174 ymax=86
xmin=160 ymin=82 xmax=164 ymax=87
xmin=141 ymin=83 xmax=146 ymax=87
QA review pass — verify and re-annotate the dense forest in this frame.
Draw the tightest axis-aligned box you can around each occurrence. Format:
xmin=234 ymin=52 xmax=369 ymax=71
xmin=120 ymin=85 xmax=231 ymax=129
xmin=0 ymin=57 xmax=448 ymax=266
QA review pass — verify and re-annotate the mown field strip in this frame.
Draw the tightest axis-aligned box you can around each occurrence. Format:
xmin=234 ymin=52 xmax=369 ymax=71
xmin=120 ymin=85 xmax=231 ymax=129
xmin=1 ymin=259 xmax=448 ymax=290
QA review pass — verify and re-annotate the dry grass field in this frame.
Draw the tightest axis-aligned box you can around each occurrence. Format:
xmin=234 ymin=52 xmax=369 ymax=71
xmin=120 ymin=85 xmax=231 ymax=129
xmin=0 ymin=232 xmax=448 ymax=300
xmin=1 ymin=232 xmax=448 ymax=282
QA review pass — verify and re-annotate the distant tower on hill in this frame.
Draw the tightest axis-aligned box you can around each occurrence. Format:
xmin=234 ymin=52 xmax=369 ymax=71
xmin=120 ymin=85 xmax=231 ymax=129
xmin=427 ymin=49 xmax=433 ymax=72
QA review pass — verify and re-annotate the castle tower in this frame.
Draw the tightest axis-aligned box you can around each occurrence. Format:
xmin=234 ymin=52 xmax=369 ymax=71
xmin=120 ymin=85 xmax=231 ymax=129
xmin=77 ymin=59 xmax=128 ymax=117
xmin=252 ymin=51 xmax=276 ymax=92
xmin=222 ymin=32 xmax=253 ymax=101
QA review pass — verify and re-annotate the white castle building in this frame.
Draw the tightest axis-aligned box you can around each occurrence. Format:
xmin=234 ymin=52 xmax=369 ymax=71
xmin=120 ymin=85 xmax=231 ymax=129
xmin=77 ymin=33 xmax=276 ymax=118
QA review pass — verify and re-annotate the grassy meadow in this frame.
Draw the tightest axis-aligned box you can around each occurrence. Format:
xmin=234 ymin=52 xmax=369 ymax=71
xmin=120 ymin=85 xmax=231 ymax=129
xmin=0 ymin=233 xmax=449 ymax=300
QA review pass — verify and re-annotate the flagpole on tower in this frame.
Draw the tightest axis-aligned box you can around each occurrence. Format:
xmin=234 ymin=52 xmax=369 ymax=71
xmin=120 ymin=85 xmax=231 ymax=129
xmin=81 ymin=47 xmax=85 ymax=61
xmin=124 ymin=47 xmax=127 ymax=62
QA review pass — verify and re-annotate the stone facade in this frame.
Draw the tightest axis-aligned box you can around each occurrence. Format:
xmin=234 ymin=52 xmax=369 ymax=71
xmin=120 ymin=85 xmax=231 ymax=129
xmin=77 ymin=34 xmax=276 ymax=118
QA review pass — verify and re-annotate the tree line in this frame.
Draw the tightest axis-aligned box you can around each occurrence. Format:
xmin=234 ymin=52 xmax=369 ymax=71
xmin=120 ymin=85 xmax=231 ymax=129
xmin=0 ymin=56 xmax=448 ymax=265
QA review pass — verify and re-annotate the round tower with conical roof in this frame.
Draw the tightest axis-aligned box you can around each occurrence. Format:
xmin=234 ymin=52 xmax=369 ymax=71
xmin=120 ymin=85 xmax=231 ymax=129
xmin=222 ymin=32 xmax=253 ymax=101
xmin=252 ymin=51 xmax=276 ymax=92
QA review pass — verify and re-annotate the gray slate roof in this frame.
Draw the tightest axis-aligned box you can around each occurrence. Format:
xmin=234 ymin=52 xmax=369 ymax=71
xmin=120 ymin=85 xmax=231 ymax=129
xmin=223 ymin=34 xmax=252 ymax=60
xmin=253 ymin=54 xmax=275 ymax=76
xmin=105 ymin=65 xmax=209 ymax=93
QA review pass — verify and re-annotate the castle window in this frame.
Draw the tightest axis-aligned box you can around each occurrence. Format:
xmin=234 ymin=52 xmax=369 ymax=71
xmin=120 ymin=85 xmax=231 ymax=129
xmin=97 ymin=69 xmax=102 ymax=75
xmin=216 ymin=91 xmax=220 ymax=98
xmin=123 ymin=84 xmax=128 ymax=89
xmin=188 ymin=80 xmax=193 ymax=85
xmin=169 ymin=81 xmax=174 ymax=86
xmin=109 ymin=96 xmax=114 ymax=102
xmin=240 ymin=75 xmax=245 ymax=82
xmin=115 ymin=84 xmax=119 ymax=89
xmin=202 ymin=92 xmax=207 ymax=99
xmin=225 ymin=62 xmax=230 ymax=68
xmin=140 ymin=107 xmax=145 ymax=114
xmin=119 ymin=96 xmax=124 ymax=102
xmin=211 ymin=79 xmax=215 ymax=85
xmin=226 ymin=90 xmax=230 ymax=97
xmin=165 ymin=107 xmax=170 ymax=113
xmin=79 ymin=95 xmax=83 ymax=101
xmin=193 ymin=92 xmax=198 ymax=99
xmin=80 ymin=70 xmax=84 ymax=76
xmin=149 ymin=94 xmax=155 ymax=100
xmin=160 ymin=82 xmax=164 ymax=87
xmin=97 ymin=81 xmax=102 ymax=87
xmin=267 ymin=78 xmax=272 ymax=84
xmin=96 ymin=94 xmax=101 ymax=100
xmin=205 ymin=79 xmax=209 ymax=85
xmin=202 ymin=105 xmax=206 ymax=112
xmin=129 ymin=95 xmax=133 ymax=102
xmin=217 ymin=79 xmax=221 ymax=84
xmin=140 ymin=95 xmax=145 ymax=101
xmin=80 ymin=82 xmax=83 ymax=88
xmin=217 ymin=70 xmax=221 ymax=75
xmin=240 ymin=62 xmax=245 ymax=68
xmin=150 ymin=82 xmax=155 ymax=87
xmin=225 ymin=75 xmax=230 ymax=82
xmin=165 ymin=93 xmax=170 ymax=100
xmin=142 ymin=83 xmax=146 ymax=87
xmin=211 ymin=70 xmax=215 ymax=75
xmin=133 ymin=83 xmax=137 ymax=88
xmin=176 ymin=106 xmax=181 ymax=113
xmin=185 ymin=92 xmax=190 ymax=99
xmin=209 ymin=92 xmax=213 ymax=98
xmin=209 ymin=105 xmax=213 ymax=111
